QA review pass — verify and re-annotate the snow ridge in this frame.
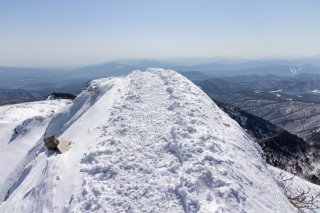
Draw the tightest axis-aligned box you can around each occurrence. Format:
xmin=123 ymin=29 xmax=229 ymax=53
xmin=0 ymin=69 xmax=296 ymax=213
xmin=68 ymin=69 xmax=295 ymax=212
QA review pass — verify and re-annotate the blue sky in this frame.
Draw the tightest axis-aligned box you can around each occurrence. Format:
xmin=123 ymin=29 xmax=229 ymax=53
xmin=0 ymin=0 xmax=319 ymax=67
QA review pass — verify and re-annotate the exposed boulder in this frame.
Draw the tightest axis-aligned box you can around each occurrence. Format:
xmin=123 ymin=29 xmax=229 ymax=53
xmin=44 ymin=136 xmax=69 ymax=153
xmin=44 ymin=136 xmax=59 ymax=150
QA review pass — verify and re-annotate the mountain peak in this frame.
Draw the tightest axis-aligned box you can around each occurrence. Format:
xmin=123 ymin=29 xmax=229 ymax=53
xmin=0 ymin=69 xmax=296 ymax=212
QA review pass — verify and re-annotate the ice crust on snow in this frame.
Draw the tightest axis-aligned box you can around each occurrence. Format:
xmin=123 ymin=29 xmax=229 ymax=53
xmin=0 ymin=69 xmax=296 ymax=212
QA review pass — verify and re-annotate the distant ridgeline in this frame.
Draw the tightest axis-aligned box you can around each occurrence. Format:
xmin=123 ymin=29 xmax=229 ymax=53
xmin=45 ymin=92 xmax=76 ymax=100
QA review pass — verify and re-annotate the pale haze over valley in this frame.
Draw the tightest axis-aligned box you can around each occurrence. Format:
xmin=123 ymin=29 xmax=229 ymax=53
xmin=0 ymin=0 xmax=320 ymax=67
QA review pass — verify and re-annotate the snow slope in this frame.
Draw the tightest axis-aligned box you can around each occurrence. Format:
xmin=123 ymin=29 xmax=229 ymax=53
xmin=0 ymin=69 xmax=296 ymax=212
xmin=0 ymin=100 xmax=70 ymax=185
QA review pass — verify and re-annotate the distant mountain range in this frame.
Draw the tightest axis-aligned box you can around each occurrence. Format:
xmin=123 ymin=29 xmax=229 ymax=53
xmin=198 ymin=75 xmax=320 ymax=147
xmin=0 ymin=89 xmax=45 ymax=106
xmin=1 ymin=58 xmax=320 ymax=104
xmin=197 ymin=73 xmax=320 ymax=99
xmin=1 ymin=57 xmax=320 ymax=85
xmin=64 ymin=60 xmax=320 ymax=77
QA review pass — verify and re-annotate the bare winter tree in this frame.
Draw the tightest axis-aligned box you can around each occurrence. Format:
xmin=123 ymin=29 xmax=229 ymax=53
xmin=277 ymin=171 xmax=320 ymax=209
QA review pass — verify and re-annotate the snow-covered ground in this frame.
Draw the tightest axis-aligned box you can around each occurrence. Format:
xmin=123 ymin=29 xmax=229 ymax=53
xmin=0 ymin=69 xmax=297 ymax=212
xmin=0 ymin=100 xmax=71 ymax=199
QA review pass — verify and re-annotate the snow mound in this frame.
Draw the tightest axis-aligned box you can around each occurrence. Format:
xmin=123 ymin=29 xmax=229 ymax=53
xmin=0 ymin=69 xmax=296 ymax=212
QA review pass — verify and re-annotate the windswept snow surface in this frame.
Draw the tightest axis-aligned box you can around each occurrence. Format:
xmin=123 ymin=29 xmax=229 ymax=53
xmin=0 ymin=100 xmax=70 ymax=200
xmin=0 ymin=69 xmax=296 ymax=212
xmin=0 ymin=100 xmax=70 ymax=206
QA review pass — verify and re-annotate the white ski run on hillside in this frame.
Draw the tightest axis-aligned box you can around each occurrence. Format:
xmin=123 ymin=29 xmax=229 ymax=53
xmin=0 ymin=69 xmax=298 ymax=212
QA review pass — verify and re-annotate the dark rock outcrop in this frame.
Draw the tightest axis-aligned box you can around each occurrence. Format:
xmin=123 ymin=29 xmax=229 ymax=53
xmin=44 ymin=136 xmax=60 ymax=150
xmin=45 ymin=92 xmax=76 ymax=100
xmin=44 ymin=136 xmax=69 ymax=153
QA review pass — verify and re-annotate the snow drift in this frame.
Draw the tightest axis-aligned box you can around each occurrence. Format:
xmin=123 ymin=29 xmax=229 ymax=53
xmin=0 ymin=69 xmax=296 ymax=212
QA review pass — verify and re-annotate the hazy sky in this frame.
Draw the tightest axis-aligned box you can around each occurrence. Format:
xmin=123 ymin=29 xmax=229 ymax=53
xmin=1 ymin=0 xmax=320 ymax=67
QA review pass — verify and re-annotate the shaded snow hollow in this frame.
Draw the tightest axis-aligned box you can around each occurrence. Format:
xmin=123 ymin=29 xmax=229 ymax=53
xmin=0 ymin=69 xmax=296 ymax=212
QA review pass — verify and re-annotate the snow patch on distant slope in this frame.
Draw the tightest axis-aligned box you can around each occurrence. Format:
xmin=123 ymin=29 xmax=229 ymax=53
xmin=290 ymin=66 xmax=302 ymax=74
xmin=0 ymin=69 xmax=296 ymax=212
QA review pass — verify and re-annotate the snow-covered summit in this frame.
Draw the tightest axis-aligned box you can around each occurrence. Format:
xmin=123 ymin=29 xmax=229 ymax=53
xmin=0 ymin=69 xmax=296 ymax=212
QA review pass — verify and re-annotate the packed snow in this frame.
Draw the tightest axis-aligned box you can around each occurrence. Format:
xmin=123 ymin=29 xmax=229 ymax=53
xmin=0 ymin=69 xmax=297 ymax=212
